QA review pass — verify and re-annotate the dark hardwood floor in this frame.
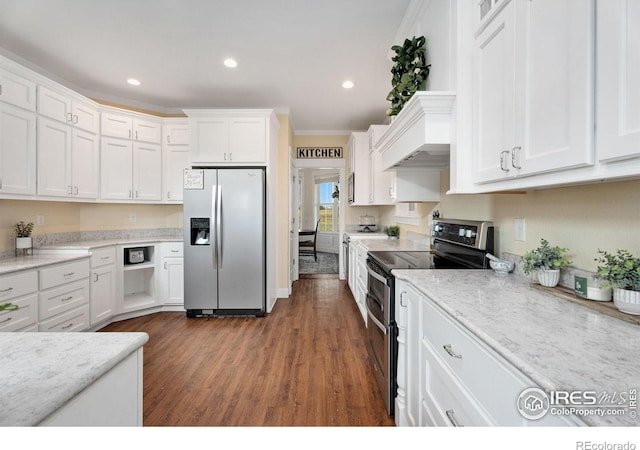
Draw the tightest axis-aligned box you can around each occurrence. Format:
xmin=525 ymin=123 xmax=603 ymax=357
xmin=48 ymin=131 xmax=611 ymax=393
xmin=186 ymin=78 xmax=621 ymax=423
xmin=100 ymin=275 xmax=394 ymax=426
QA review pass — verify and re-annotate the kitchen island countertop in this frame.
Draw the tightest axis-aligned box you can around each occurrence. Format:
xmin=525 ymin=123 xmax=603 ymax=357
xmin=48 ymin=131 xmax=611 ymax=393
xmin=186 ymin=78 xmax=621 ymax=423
xmin=352 ymin=238 xmax=429 ymax=252
xmin=0 ymin=331 xmax=148 ymax=426
xmin=393 ymin=268 xmax=640 ymax=427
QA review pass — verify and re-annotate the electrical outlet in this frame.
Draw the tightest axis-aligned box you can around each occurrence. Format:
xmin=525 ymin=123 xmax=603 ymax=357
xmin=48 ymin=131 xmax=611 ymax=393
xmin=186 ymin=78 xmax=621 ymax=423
xmin=129 ymin=213 xmax=137 ymax=223
xmin=36 ymin=215 xmax=45 ymax=226
xmin=514 ymin=218 xmax=526 ymax=241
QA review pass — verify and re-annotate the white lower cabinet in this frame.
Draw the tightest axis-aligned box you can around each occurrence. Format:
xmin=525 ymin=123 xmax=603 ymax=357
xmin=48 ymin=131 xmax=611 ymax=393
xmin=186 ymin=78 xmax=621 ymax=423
xmin=160 ymin=242 xmax=184 ymax=307
xmin=90 ymin=247 xmax=117 ymax=326
xmin=395 ymin=279 xmax=583 ymax=427
xmin=0 ymin=292 xmax=38 ymax=332
xmin=38 ymin=259 xmax=90 ymax=332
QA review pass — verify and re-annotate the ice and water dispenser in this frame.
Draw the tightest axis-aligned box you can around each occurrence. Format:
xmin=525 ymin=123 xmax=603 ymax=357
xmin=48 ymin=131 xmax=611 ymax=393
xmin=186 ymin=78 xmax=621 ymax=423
xmin=190 ymin=218 xmax=210 ymax=245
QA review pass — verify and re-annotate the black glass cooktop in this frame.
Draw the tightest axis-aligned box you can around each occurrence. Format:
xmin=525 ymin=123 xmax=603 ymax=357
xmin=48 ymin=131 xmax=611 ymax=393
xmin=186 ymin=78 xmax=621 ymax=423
xmin=368 ymin=251 xmax=434 ymax=271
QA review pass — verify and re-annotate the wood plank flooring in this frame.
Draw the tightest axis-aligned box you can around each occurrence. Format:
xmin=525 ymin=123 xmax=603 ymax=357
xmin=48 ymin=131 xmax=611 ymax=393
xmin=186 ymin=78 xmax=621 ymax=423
xmin=100 ymin=275 xmax=394 ymax=426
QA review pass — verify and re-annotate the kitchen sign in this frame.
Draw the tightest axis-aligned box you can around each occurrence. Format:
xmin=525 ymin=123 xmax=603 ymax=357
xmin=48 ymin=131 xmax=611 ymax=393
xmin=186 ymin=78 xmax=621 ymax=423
xmin=296 ymin=147 xmax=343 ymax=159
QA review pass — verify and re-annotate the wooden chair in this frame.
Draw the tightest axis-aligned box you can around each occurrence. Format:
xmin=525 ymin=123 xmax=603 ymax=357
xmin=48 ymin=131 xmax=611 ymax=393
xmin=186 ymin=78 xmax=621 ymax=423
xmin=299 ymin=220 xmax=319 ymax=262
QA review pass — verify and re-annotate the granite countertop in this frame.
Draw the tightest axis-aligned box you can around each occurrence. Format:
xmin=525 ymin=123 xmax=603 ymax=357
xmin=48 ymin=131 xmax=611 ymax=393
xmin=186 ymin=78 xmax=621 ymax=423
xmin=0 ymin=254 xmax=91 ymax=276
xmin=0 ymin=332 xmax=149 ymax=426
xmin=0 ymin=237 xmax=183 ymax=275
xmin=393 ymin=269 xmax=640 ymax=427
xmin=353 ymin=238 xmax=429 ymax=252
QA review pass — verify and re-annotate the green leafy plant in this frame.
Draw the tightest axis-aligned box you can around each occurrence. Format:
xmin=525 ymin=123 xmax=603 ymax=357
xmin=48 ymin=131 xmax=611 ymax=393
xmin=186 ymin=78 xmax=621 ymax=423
xmin=14 ymin=221 xmax=34 ymax=238
xmin=521 ymin=239 xmax=571 ymax=275
xmin=594 ymin=249 xmax=640 ymax=291
xmin=385 ymin=36 xmax=431 ymax=116
xmin=385 ymin=225 xmax=400 ymax=238
xmin=0 ymin=303 xmax=18 ymax=312
xmin=331 ymin=186 xmax=339 ymax=199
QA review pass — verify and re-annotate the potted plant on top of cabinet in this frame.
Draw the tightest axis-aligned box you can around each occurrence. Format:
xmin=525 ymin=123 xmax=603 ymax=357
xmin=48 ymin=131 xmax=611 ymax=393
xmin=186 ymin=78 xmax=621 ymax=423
xmin=522 ymin=239 xmax=572 ymax=287
xmin=385 ymin=36 xmax=431 ymax=117
xmin=595 ymin=249 xmax=640 ymax=315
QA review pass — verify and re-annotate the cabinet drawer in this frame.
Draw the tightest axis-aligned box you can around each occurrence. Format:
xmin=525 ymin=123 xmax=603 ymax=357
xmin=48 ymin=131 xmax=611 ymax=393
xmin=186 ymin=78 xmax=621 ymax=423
xmin=39 ymin=259 xmax=90 ymax=290
xmin=39 ymin=279 xmax=90 ymax=321
xmin=38 ymin=303 xmax=90 ymax=332
xmin=0 ymin=293 xmax=38 ymax=332
xmin=91 ymin=247 xmax=117 ymax=268
xmin=162 ymin=242 xmax=183 ymax=257
xmin=0 ymin=270 xmax=38 ymax=301
xmin=421 ymin=339 xmax=494 ymax=426
xmin=421 ymin=298 xmax=532 ymax=425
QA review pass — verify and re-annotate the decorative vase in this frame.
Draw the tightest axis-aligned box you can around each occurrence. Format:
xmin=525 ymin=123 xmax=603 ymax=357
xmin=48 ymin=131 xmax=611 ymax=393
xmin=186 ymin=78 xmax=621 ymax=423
xmin=613 ymin=288 xmax=640 ymax=315
xmin=15 ymin=236 xmax=33 ymax=256
xmin=538 ymin=269 xmax=560 ymax=287
xmin=388 ymin=236 xmax=399 ymax=240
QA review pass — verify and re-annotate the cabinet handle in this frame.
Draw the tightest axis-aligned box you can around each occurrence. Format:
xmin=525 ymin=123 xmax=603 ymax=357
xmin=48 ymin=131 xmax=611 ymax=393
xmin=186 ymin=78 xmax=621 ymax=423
xmin=135 ymin=190 xmax=139 ymax=198
xmin=0 ymin=287 xmax=14 ymax=295
xmin=62 ymin=323 xmax=74 ymax=330
xmin=61 ymin=296 xmax=73 ymax=302
xmin=67 ymin=112 xmax=73 ymax=122
xmin=100 ymin=256 xmax=110 ymax=260
xmin=400 ymin=291 xmax=407 ymax=307
xmin=94 ymin=273 xmax=99 ymax=282
xmin=0 ymin=177 xmax=2 ymax=189
xmin=164 ymin=262 xmax=167 ymax=269
xmin=135 ymin=130 xmax=138 ymax=140
xmin=499 ymin=150 xmax=510 ymax=172
xmin=67 ymin=185 xmax=73 ymax=195
xmin=63 ymin=272 xmax=75 ymax=277
xmin=511 ymin=146 xmax=522 ymax=169
xmin=170 ymin=250 xmax=179 ymax=253
xmin=167 ymin=135 xmax=171 ymax=144
xmin=73 ymin=114 xmax=78 ymax=124
xmin=443 ymin=344 xmax=462 ymax=359
xmin=446 ymin=409 xmax=463 ymax=427
xmin=128 ymin=129 xmax=132 ymax=139
xmin=0 ymin=84 xmax=2 ymax=96
xmin=167 ymin=191 xmax=171 ymax=199
xmin=0 ymin=316 xmax=12 ymax=324
xmin=229 ymin=152 xmax=232 ymax=160
xmin=73 ymin=186 xmax=78 ymax=195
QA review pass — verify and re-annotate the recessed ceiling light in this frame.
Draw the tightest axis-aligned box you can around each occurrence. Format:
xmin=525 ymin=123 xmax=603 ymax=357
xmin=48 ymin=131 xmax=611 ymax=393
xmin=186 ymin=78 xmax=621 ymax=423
xmin=224 ymin=58 xmax=238 ymax=68
xmin=127 ymin=78 xmax=141 ymax=86
xmin=342 ymin=80 xmax=354 ymax=89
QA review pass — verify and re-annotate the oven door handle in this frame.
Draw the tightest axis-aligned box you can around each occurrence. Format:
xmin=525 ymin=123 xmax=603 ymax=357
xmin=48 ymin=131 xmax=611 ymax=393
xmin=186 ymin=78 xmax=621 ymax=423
xmin=366 ymin=264 xmax=389 ymax=285
xmin=367 ymin=309 xmax=387 ymax=335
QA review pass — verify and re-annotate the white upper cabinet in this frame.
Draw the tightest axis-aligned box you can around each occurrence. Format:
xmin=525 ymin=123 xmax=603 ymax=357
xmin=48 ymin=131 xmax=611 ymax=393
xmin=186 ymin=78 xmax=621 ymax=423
xmin=0 ymin=68 xmax=36 ymax=111
xmin=185 ymin=109 xmax=275 ymax=165
xmin=37 ymin=117 xmax=99 ymax=199
xmin=0 ymin=103 xmax=36 ymax=195
xmin=367 ymin=124 xmax=394 ymax=205
xmin=472 ymin=0 xmax=595 ymax=184
xmin=100 ymin=137 xmax=161 ymax=201
xmin=162 ymin=120 xmax=189 ymax=202
xmin=101 ymin=111 xmax=162 ymax=144
xmin=596 ymin=0 xmax=640 ymax=163
xmin=348 ymin=131 xmax=369 ymax=205
xmin=37 ymin=85 xmax=99 ymax=134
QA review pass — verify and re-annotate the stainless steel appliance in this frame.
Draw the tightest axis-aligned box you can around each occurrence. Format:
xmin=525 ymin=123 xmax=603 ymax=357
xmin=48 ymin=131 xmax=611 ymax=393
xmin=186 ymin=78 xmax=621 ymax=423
xmin=183 ymin=167 xmax=266 ymax=317
xmin=365 ymin=218 xmax=494 ymax=415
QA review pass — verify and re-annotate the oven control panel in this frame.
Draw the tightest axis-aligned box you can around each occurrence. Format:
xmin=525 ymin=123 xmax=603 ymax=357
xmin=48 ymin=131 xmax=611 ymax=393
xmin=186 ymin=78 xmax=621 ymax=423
xmin=431 ymin=219 xmax=494 ymax=250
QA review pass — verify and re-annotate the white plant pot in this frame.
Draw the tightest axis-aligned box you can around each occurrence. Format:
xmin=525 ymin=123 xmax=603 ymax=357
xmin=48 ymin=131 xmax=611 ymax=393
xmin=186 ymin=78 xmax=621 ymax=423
xmin=388 ymin=236 xmax=399 ymax=240
xmin=613 ymin=288 xmax=640 ymax=315
xmin=15 ymin=237 xmax=32 ymax=249
xmin=538 ymin=269 xmax=560 ymax=287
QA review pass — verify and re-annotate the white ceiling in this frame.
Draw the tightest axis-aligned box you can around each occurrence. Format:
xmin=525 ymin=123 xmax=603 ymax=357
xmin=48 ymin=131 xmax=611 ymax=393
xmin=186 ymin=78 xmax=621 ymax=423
xmin=0 ymin=0 xmax=412 ymax=133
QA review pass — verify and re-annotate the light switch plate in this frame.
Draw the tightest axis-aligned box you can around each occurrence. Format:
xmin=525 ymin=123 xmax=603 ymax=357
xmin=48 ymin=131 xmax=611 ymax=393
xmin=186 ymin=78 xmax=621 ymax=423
xmin=514 ymin=218 xmax=526 ymax=241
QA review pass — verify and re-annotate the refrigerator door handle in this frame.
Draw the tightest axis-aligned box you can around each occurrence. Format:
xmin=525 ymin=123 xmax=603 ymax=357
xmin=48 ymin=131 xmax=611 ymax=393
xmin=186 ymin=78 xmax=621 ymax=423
xmin=211 ymin=184 xmax=218 ymax=269
xmin=217 ymin=184 xmax=223 ymax=269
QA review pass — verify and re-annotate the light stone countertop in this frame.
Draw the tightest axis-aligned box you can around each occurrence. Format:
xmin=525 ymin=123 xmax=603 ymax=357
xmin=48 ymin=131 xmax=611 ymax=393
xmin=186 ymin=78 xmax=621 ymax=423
xmin=353 ymin=238 xmax=429 ymax=252
xmin=0 ymin=332 xmax=149 ymax=426
xmin=393 ymin=269 xmax=640 ymax=427
xmin=0 ymin=237 xmax=182 ymax=275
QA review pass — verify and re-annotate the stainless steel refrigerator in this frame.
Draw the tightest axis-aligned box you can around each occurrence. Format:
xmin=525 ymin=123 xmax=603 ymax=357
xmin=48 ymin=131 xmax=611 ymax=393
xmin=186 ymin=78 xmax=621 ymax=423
xmin=183 ymin=167 xmax=266 ymax=317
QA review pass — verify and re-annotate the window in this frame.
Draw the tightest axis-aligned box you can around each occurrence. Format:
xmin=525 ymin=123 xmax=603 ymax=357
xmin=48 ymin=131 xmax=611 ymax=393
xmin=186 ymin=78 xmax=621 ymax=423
xmin=317 ymin=180 xmax=339 ymax=232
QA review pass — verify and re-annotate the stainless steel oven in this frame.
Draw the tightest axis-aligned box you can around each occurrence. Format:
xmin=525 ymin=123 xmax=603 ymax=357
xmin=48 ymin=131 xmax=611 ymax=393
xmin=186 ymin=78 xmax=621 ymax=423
xmin=365 ymin=219 xmax=494 ymax=417
xmin=365 ymin=258 xmax=395 ymax=415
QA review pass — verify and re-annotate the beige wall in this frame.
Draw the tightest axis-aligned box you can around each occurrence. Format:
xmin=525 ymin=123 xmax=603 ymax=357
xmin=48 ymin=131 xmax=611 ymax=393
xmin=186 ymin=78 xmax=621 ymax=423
xmin=276 ymin=114 xmax=294 ymax=292
xmin=376 ymin=172 xmax=640 ymax=272
xmin=0 ymin=199 xmax=182 ymax=252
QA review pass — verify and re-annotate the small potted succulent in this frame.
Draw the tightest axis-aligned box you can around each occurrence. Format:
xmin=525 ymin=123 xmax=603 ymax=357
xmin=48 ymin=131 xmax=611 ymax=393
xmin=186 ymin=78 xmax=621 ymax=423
xmin=385 ymin=225 xmax=400 ymax=240
xmin=14 ymin=221 xmax=34 ymax=256
xmin=595 ymin=249 xmax=640 ymax=315
xmin=521 ymin=239 xmax=572 ymax=287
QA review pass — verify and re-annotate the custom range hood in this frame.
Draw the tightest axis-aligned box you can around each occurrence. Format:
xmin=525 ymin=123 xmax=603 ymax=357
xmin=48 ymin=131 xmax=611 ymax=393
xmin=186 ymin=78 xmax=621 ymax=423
xmin=377 ymin=92 xmax=455 ymax=170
